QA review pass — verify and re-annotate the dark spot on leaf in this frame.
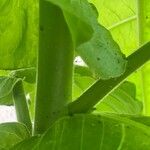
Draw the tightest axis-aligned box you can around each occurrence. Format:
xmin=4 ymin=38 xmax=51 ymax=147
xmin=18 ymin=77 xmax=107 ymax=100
xmin=92 ymin=107 xmax=96 ymax=111
xmin=97 ymin=120 xmax=101 ymax=124
xmin=40 ymin=26 xmax=44 ymax=31
xmin=117 ymin=59 xmax=120 ymax=63
xmin=126 ymin=126 xmax=130 ymax=129
xmin=97 ymin=57 xmax=100 ymax=61
xmin=146 ymin=16 xmax=149 ymax=19
xmin=69 ymin=113 xmax=74 ymax=117
xmin=28 ymin=99 xmax=31 ymax=105
xmin=52 ymin=112 xmax=56 ymax=115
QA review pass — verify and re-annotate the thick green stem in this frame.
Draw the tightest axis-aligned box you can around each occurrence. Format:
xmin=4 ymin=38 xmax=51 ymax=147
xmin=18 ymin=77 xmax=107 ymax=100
xmin=68 ymin=42 xmax=150 ymax=114
xmin=137 ymin=0 xmax=150 ymax=115
xmin=34 ymin=1 xmax=73 ymax=134
xmin=13 ymin=80 xmax=32 ymax=133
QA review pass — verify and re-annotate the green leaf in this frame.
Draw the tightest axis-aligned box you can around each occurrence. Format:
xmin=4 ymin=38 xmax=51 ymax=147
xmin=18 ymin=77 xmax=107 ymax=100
xmin=0 ymin=94 xmax=13 ymax=106
xmin=10 ymin=67 xmax=36 ymax=84
xmin=73 ymin=69 xmax=142 ymax=115
xmin=68 ymin=42 xmax=150 ymax=114
xmin=90 ymin=0 xmax=137 ymax=54
xmin=73 ymin=65 xmax=142 ymax=115
xmin=37 ymin=114 xmax=150 ymax=150
xmin=96 ymin=81 xmax=142 ymax=115
xmin=0 ymin=76 xmax=21 ymax=105
xmin=0 ymin=122 xmax=30 ymax=149
xmin=47 ymin=0 xmax=127 ymax=79
xmin=10 ymin=136 xmax=40 ymax=150
xmin=74 ymin=65 xmax=93 ymax=78
xmin=47 ymin=0 xmax=94 ymax=47
xmin=73 ymin=73 xmax=95 ymax=100
xmin=90 ymin=0 xmax=150 ymax=114
xmin=0 ymin=0 xmax=38 ymax=70
xmin=1 ymin=0 xmax=126 ymax=78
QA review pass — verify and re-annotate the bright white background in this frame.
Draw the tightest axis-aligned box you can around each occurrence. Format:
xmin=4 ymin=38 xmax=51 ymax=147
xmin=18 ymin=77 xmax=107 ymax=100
xmin=0 ymin=106 xmax=16 ymax=123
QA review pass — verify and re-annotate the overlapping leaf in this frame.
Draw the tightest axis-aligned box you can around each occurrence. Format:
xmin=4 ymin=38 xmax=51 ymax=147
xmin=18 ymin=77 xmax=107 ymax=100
xmin=0 ymin=122 xmax=30 ymax=149
xmin=73 ymin=70 xmax=142 ymax=115
xmin=96 ymin=81 xmax=142 ymax=115
xmin=9 ymin=114 xmax=150 ymax=150
xmin=90 ymin=0 xmax=150 ymax=114
xmin=10 ymin=68 xmax=36 ymax=84
xmin=28 ymin=114 xmax=150 ymax=149
xmin=1 ymin=0 xmax=127 ymax=79
xmin=47 ymin=0 xmax=127 ymax=79
xmin=0 ymin=76 xmax=21 ymax=105
xmin=0 ymin=0 xmax=37 ymax=70
xmin=10 ymin=136 xmax=40 ymax=150
xmin=69 ymin=42 xmax=150 ymax=114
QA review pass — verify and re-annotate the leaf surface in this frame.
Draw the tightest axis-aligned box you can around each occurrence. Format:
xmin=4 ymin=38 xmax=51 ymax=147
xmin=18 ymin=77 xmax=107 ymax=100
xmin=96 ymin=81 xmax=142 ymax=115
xmin=0 ymin=122 xmax=30 ymax=149
xmin=10 ymin=68 xmax=36 ymax=84
xmin=10 ymin=136 xmax=40 ymax=150
xmin=0 ymin=0 xmax=38 ymax=70
xmin=90 ymin=0 xmax=150 ymax=114
xmin=37 ymin=114 xmax=150 ymax=150
xmin=0 ymin=76 xmax=21 ymax=105
xmin=68 ymin=42 xmax=150 ymax=114
xmin=43 ymin=0 xmax=127 ymax=79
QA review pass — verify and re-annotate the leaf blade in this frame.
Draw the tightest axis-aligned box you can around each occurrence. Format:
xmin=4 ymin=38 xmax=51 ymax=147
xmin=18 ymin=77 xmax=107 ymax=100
xmin=68 ymin=42 xmax=150 ymax=114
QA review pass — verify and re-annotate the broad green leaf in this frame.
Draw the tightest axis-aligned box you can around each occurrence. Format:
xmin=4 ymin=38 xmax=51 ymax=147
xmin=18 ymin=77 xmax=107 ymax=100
xmin=130 ymin=116 xmax=150 ymax=127
xmin=74 ymin=65 xmax=93 ymax=78
xmin=73 ymin=73 xmax=95 ymax=100
xmin=37 ymin=114 xmax=150 ymax=150
xmin=10 ymin=114 xmax=150 ymax=150
xmin=73 ymin=69 xmax=142 ymax=115
xmin=90 ymin=0 xmax=150 ymax=114
xmin=0 ymin=68 xmax=37 ymax=116
xmin=0 ymin=76 xmax=21 ymax=105
xmin=10 ymin=136 xmax=40 ymax=150
xmin=0 ymin=0 xmax=37 ymax=70
xmin=68 ymin=42 xmax=150 ymax=114
xmin=96 ymin=81 xmax=142 ymax=115
xmin=10 ymin=68 xmax=36 ymax=84
xmin=0 ymin=70 xmax=9 ymax=76
xmin=47 ymin=0 xmax=127 ymax=79
xmin=0 ymin=94 xmax=13 ymax=106
xmin=0 ymin=122 xmax=30 ymax=149
xmin=90 ymin=0 xmax=137 ymax=54
xmin=1 ymin=0 xmax=126 ymax=78
xmin=73 ymin=65 xmax=142 ymax=115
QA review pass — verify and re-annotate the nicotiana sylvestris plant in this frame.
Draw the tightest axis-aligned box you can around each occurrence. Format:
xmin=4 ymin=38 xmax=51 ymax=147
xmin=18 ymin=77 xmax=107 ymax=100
xmin=0 ymin=0 xmax=150 ymax=149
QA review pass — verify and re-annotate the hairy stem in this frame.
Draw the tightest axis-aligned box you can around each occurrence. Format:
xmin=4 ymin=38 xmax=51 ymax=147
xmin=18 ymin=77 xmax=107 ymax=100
xmin=34 ymin=1 xmax=73 ymax=134
xmin=13 ymin=80 xmax=32 ymax=133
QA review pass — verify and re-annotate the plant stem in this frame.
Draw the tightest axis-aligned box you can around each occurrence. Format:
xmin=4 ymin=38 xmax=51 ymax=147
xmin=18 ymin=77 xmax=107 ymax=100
xmin=34 ymin=1 xmax=73 ymax=134
xmin=137 ymin=0 xmax=150 ymax=115
xmin=68 ymin=42 xmax=150 ymax=114
xmin=13 ymin=80 xmax=32 ymax=133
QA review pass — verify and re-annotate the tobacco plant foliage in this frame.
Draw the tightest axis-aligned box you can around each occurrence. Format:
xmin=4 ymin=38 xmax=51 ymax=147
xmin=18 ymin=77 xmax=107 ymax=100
xmin=0 ymin=0 xmax=150 ymax=149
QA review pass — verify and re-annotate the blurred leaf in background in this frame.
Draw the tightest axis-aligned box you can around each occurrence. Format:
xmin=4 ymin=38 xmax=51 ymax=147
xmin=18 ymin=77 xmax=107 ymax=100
xmin=90 ymin=0 xmax=150 ymax=115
